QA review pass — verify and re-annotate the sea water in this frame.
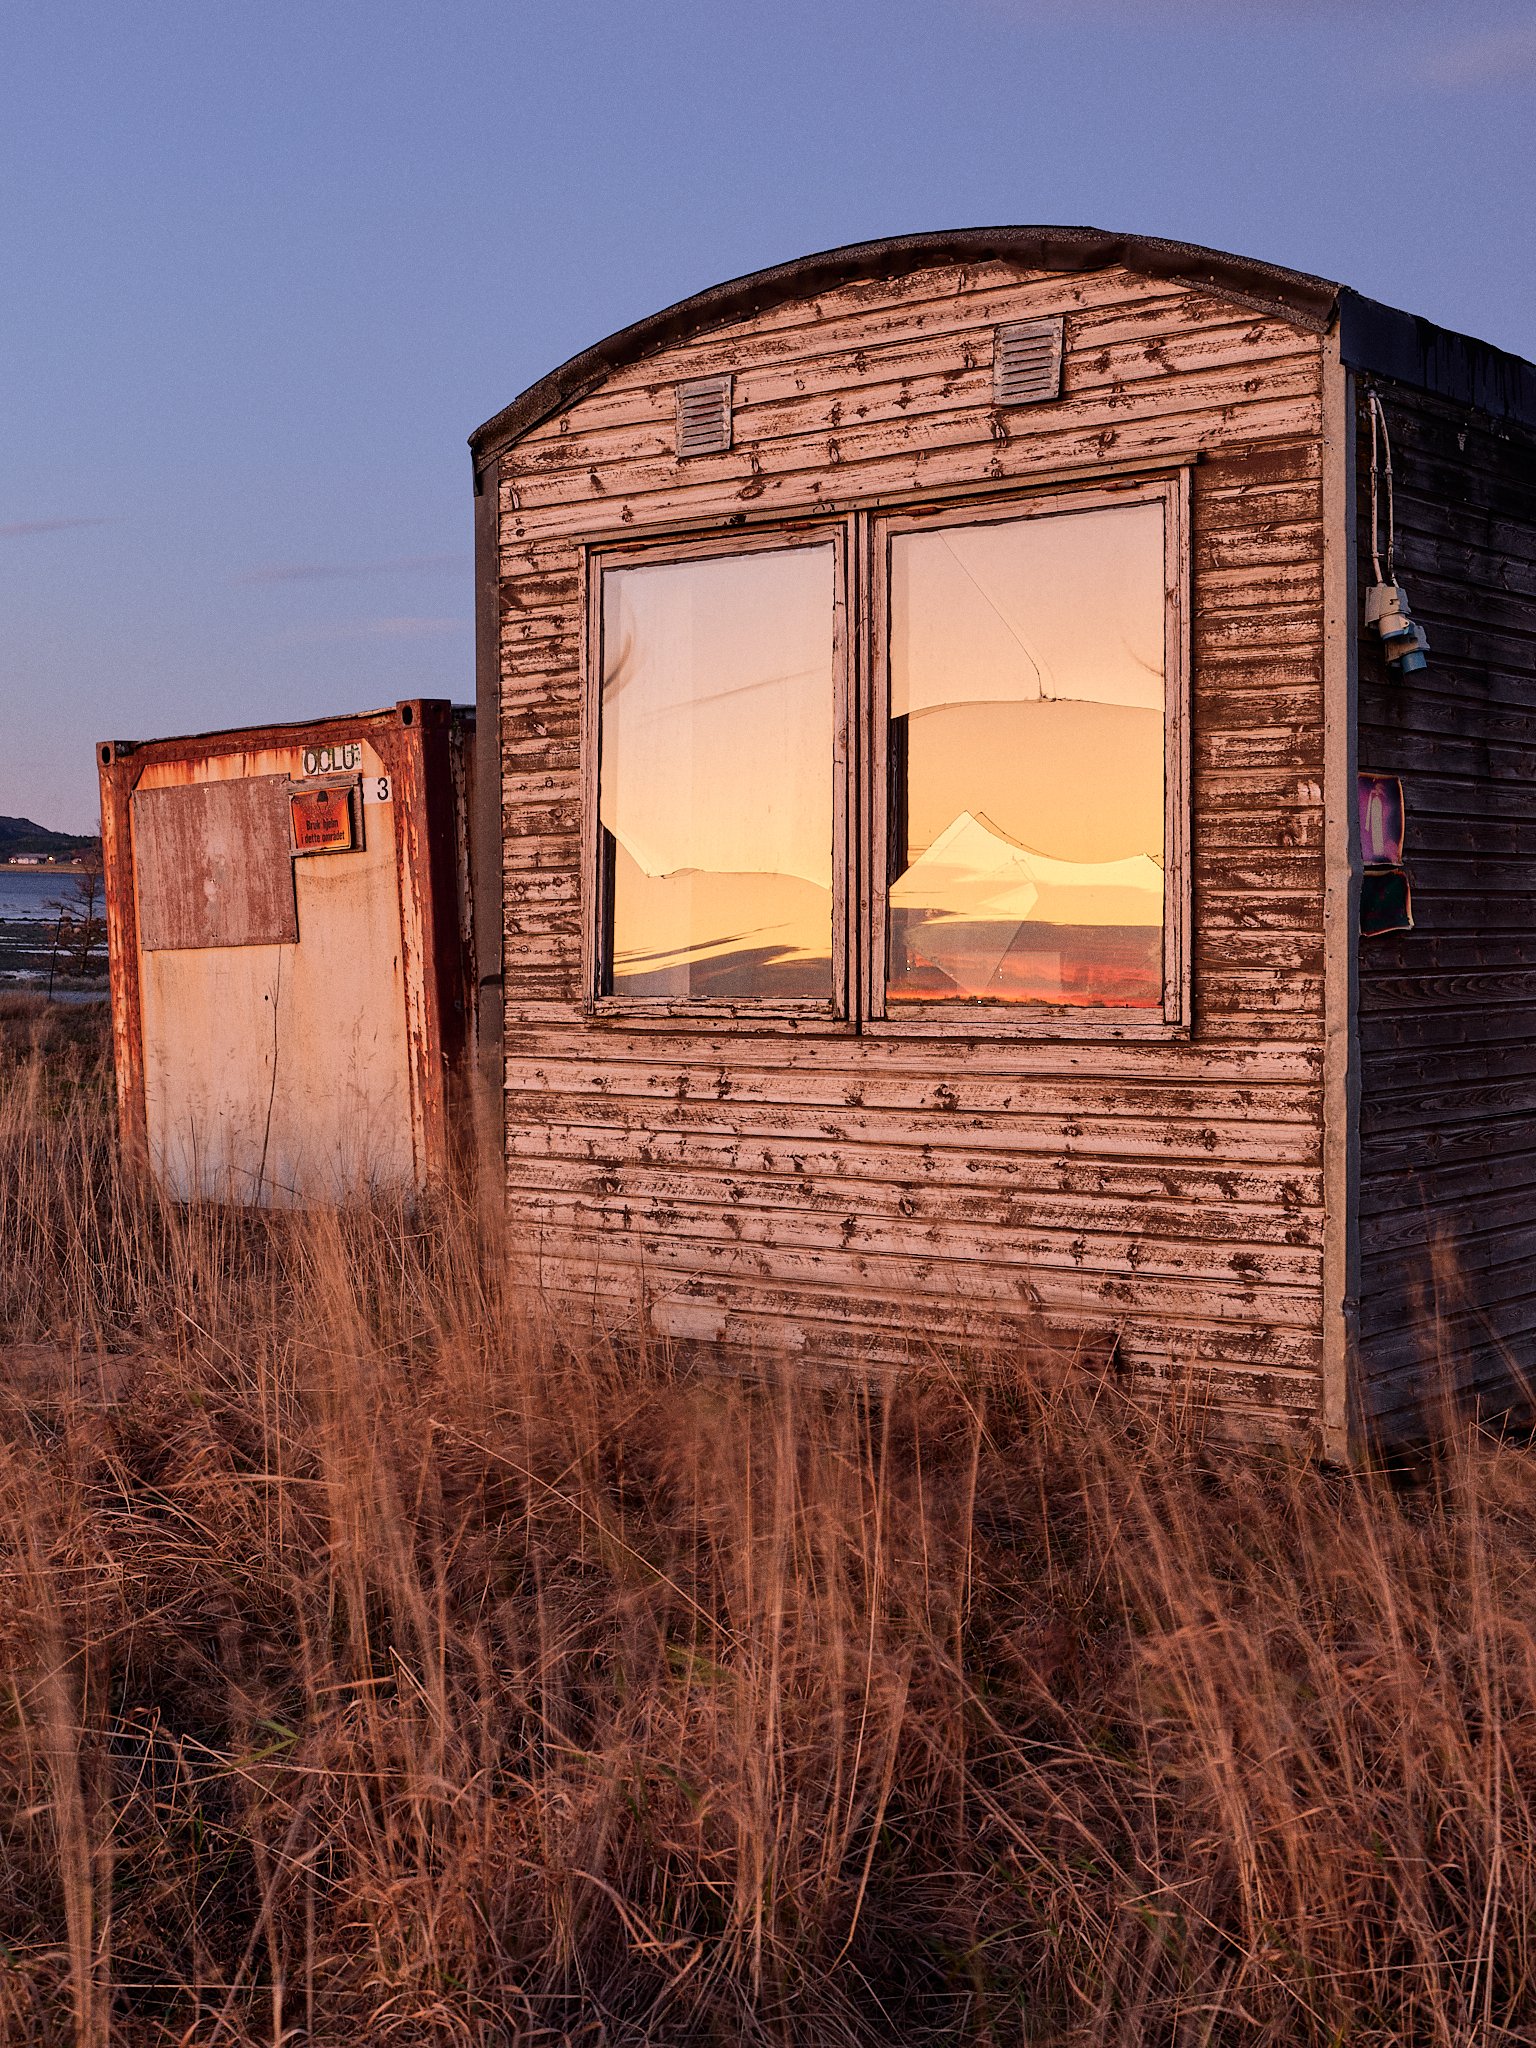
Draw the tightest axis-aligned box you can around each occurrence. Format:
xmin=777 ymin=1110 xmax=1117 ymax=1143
xmin=0 ymin=868 xmax=75 ymax=922
xmin=0 ymin=868 xmax=107 ymax=993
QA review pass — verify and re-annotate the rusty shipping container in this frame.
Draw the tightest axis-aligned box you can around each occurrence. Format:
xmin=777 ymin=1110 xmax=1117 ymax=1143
xmin=469 ymin=224 xmax=1536 ymax=1454
xmin=99 ymin=699 xmax=475 ymax=1205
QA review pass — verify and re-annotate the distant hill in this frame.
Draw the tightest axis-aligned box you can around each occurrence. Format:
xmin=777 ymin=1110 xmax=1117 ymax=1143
xmin=0 ymin=815 xmax=97 ymax=862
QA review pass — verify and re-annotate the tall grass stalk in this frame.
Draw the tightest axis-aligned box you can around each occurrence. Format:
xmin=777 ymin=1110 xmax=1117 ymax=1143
xmin=3 ymin=995 xmax=1535 ymax=2044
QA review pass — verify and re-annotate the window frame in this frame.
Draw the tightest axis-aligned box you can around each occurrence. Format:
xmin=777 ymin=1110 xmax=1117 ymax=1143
xmin=579 ymin=474 xmax=1191 ymax=1039
xmin=581 ymin=519 xmax=854 ymax=1025
xmin=862 ymin=474 xmax=1192 ymax=1039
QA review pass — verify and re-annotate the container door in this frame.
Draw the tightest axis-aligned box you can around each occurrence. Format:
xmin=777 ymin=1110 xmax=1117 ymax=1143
xmin=131 ymin=748 xmax=417 ymax=1204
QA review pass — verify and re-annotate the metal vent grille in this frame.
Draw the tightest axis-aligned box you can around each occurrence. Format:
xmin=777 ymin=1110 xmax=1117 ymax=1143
xmin=676 ymin=374 xmax=733 ymax=457
xmin=993 ymin=318 xmax=1064 ymax=407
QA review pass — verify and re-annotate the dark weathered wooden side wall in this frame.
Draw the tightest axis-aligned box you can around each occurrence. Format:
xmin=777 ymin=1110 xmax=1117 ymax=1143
xmin=490 ymin=260 xmax=1329 ymax=1432
xmin=1355 ymin=380 xmax=1536 ymax=1436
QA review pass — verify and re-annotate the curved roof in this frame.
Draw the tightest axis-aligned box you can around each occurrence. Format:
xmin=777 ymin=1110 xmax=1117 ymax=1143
xmin=470 ymin=225 xmax=1536 ymax=470
xmin=469 ymin=225 xmax=1341 ymax=469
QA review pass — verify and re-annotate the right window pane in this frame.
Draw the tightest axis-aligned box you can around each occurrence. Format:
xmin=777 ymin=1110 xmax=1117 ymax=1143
xmin=887 ymin=499 xmax=1167 ymax=1009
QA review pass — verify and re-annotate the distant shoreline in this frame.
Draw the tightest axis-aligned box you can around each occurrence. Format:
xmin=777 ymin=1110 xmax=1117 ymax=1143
xmin=1 ymin=861 xmax=87 ymax=875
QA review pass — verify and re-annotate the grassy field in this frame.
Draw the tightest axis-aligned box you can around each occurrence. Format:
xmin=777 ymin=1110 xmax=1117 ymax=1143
xmin=4 ymin=994 xmax=1536 ymax=2044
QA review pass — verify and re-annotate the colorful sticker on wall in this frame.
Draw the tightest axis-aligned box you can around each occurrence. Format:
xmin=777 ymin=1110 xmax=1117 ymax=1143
xmin=1360 ymin=866 xmax=1413 ymax=937
xmin=1358 ymin=773 xmax=1405 ymax=865
xmin=1357 ymin=772 xmax=1412 ymax=935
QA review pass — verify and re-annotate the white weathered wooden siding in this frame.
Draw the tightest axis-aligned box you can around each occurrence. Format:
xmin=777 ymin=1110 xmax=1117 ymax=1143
xmin=491 ymin=259 xmax=1328 ymax=1430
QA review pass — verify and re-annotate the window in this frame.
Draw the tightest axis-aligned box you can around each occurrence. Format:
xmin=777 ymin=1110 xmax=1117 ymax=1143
xmin=594 ymin=537 xmax=842 ymax=1002
xmin=588 ymin=479 xmax=1186 ymax=1032
xmin=880 ymin=492 xmax=1174 ymax=1015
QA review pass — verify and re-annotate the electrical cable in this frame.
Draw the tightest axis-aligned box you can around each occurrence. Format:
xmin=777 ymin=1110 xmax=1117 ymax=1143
xmin=1364 ymin=390 xmax=1427 ymax=675
xmin=1368 ymin=390 xmax=1395 ymax=587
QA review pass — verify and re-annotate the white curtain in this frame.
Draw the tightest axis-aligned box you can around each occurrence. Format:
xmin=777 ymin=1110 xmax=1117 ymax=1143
xmin=600 ymin=545 xmax=835 ymax=886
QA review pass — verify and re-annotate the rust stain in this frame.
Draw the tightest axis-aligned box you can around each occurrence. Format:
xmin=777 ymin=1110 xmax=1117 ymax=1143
xmin=98 ymin=701 xmax=474 ymax=1206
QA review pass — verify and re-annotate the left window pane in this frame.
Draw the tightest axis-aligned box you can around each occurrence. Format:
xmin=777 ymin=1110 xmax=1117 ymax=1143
xmin=599 ymin=544 xmax=836 ymax=999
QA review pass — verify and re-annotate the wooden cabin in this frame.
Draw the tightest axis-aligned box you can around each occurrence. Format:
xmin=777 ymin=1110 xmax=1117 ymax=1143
xmin=467 ymin=226 xmax=1536 ymax=1455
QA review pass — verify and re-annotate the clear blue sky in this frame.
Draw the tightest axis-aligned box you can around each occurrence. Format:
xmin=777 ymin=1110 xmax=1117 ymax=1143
xmin=4 ymin=0 xmax=1535 ymax=832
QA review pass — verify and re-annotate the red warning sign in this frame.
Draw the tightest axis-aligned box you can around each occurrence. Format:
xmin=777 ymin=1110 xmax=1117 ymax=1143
xmin=289 ymin=785 xmax=355 ymax=855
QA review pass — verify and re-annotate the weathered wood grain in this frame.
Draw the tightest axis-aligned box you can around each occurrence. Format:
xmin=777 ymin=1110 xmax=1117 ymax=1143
xmin=1353 ymin=379 xmax=1536 ymax=1431
xmin=132 ymin=779 xmax=298 ymax=951
xmin=489 ymin=256 xmax=1331 ymax=1421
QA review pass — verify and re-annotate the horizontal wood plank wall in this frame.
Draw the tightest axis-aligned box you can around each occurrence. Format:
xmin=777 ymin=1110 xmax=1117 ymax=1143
xmin=1355 ymin=379 xmax=1536 ymax=1437
xmin=493 ymin=261 xmax=1328 ymax=1432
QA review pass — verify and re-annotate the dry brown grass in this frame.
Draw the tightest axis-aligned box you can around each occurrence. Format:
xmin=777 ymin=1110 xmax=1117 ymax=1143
xmin=5 ymin=994 xmax=1536 ymax=2044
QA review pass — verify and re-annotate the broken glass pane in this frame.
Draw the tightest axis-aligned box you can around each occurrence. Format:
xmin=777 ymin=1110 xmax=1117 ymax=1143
xmin=887 ymin=500 xmax=1167 ymax=1008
